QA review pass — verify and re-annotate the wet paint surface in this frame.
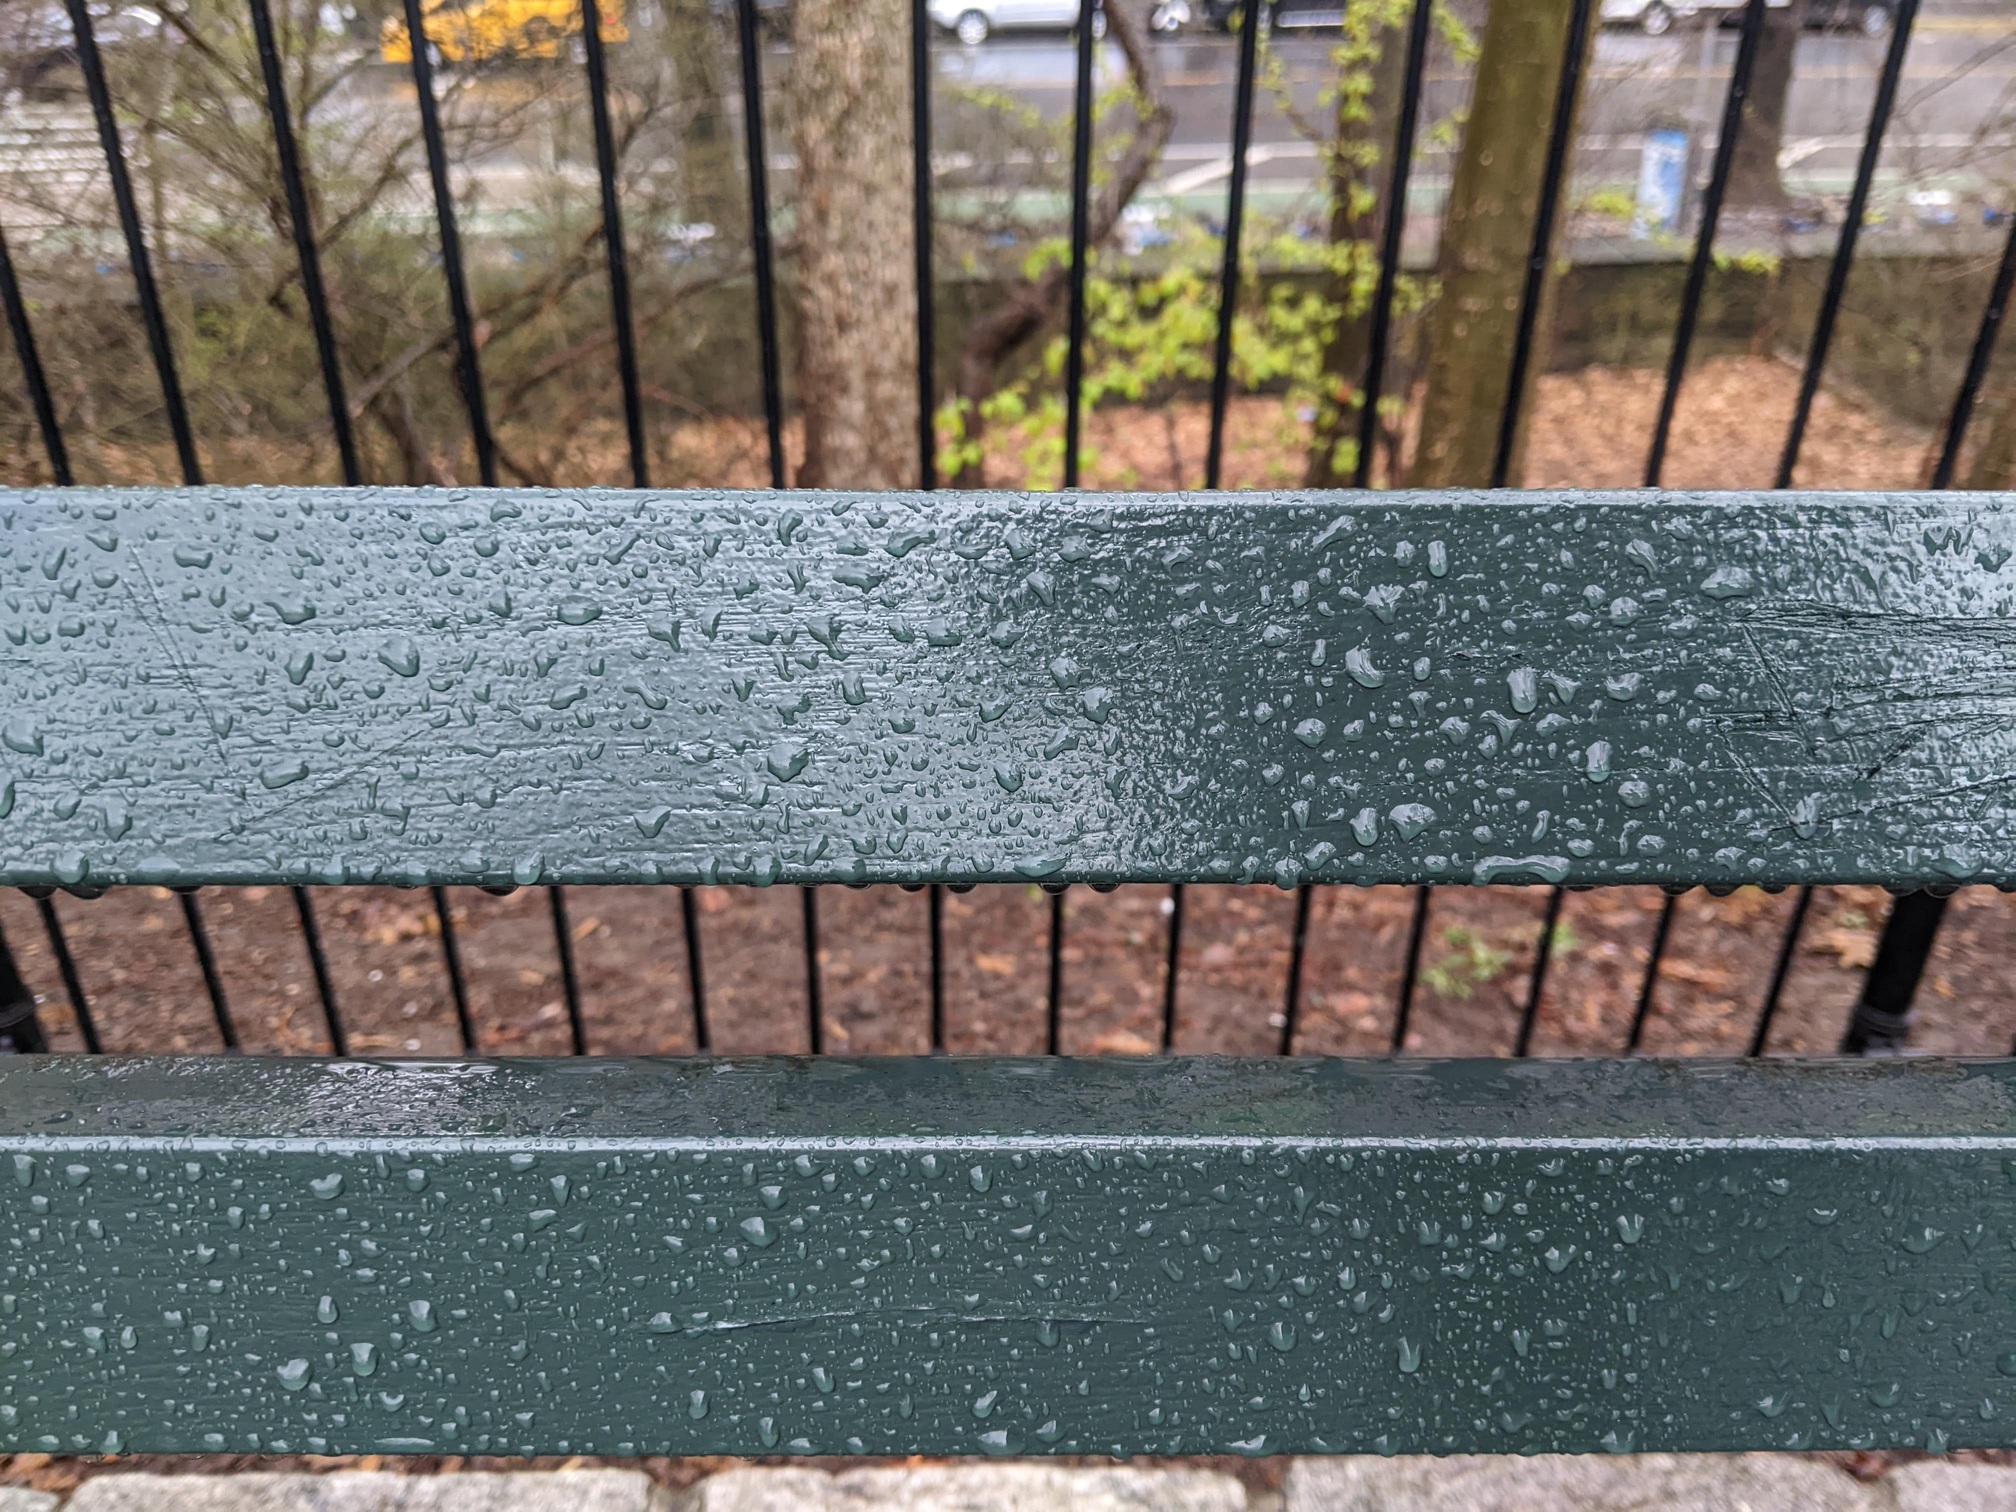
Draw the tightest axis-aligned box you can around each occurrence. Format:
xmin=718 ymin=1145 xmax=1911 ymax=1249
xmin=0 ymin=1054 xmax=2014 ymax=1455
xmin=4 ymin=487 xmax=2014 ymax=890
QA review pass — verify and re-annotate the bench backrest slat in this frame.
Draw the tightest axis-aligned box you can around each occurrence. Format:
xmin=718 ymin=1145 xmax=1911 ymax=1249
xmin=2 ymin=486 xmax=2004 ymax=892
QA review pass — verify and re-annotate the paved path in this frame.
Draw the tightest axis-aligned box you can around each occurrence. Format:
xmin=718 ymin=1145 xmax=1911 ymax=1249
xmin=5 ymin=1458 xmax=2015 ymax=1512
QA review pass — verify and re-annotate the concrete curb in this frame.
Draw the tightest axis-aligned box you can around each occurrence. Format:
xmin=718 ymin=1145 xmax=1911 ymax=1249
xmin=10 ymin=1459 xmax=2016 ymax=1512
xmin=61 ymin=1470 xmax=669 ymax=1512
xmin=675 ymin=1467 xmax=1248 ymax=1512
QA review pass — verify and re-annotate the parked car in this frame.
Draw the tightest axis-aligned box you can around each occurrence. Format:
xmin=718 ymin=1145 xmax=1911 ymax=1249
xmin=923 ymin=0 xmax=1104 ymax=43
xmin=2 ymin=1 xmax=162 ymax=97
xmin=1198 ymin=0 xmax=1343 ymax=31
xmin=380 ymin=0 xmax=627 ymax=64
xmin=1795 ymin=0 xmax=1893 ymax=34
xmin=927 ymin=0 xmax=1104 ymax=45
xmin=1603 ymin=0 xmax=1891 ymax=35
xmin=704 ymin=0 xmax=792 ymax=34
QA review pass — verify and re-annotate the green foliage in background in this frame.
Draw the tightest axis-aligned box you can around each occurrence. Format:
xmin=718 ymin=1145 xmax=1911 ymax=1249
xmin=939 ymin=0 xmax=1474 ymax=489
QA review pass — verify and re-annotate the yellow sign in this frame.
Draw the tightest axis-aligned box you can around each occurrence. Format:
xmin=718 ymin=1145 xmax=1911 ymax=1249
xmin=381 ymin=0 xmax=629 ymax=63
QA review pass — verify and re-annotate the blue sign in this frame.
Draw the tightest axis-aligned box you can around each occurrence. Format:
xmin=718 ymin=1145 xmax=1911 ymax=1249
xmin=1635 ymin=127 xmax=1689 ymax=237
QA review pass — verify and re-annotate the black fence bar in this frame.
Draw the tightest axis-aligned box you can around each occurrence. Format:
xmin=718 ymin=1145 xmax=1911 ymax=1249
xmin=1390 ymin=885 xmax=1431 ymax=1052
xmin=680 ymin=886 xmax=711 ymax=1051
xmin=247 ymin=0 xmax=360 ymax=486
xmin=33 ymin=893 xmax=100 ymax=1054
xmin=1278 ymin=884 xmax=1313 ymax=1054
xmin=1489 ymin=0 xmax=1596 ymax=489
xmin=1203 ymin=0 xmax=1262 ymax=490
xmin=399 ymin=0 xmax=498 ymax=486
xmin=1161 ymin=882 xmax=1184 ymax=1052
xmin=578 ymin=0 xmax=649 ymax=489
xmin=176 ymin=891 xmax=239 ymax=1053
xmin=1512 ymin=884 xmax=1566 ymax=1057
xmin=290 ymin=886 xmax=346 ymax=1056
xmin=1747 ymin=885 xmax=1814 ymax=1056
xmin=1624 ymin=893 xmax=1678 ymax=1054
xmin=912 ymin=13 xmax=943 ymax=1034
xmin=0 ymin=915 xmax=49 ymax=1054
xmin=734 ymin=0 xmax=787 ymax=488
xmin=1932 ymin=217 xmax=2016 ymax=490
xmin=1053 ymin=883 xmax=1069 ymax=1053
xmin=431 ymin=886 xmax=477 ymax=1053
xmin=1843 ymin=217 xmax=2016 ymax=1045
xmin=1842 ymin=891 xmax=1946 ymax=1054
xmin=912 ymin=0 xmax=938 ymax=491
xmin=1644 ymin=0 xmax=1767 ymax=487
xmin=1061 ymin=0 xmax=1096 ymax=489
xmin=0 ymin=222 xmax=73 ymax=487
xmin=1353 ymin=0 xmax=1434 ymax=490
xmin=927 ymin=885 xmax=946 ymax=1051
xmin=1774 ymin=0 xmax=1920 ymax=488
xmin=802 ymin=888 xmax=824 ymax=1053
xmin=547 ymin=886 xmax=589 ymax=1055
xmin=65 ymin=0 xmax=202 ymax=484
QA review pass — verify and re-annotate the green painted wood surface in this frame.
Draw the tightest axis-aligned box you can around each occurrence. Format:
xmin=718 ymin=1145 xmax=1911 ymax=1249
xmin=2 ymin=1054 xmax=2015 ymax=1456
xmin=5 ymin=486 xmax=2016 ymax=891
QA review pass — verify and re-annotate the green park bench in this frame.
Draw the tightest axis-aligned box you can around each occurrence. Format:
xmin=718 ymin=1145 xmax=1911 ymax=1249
xmin=1 ymin=481 xmax=2013 ymax=1458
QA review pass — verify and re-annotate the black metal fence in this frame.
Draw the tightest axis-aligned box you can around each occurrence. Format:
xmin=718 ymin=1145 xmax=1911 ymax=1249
xmin=2 ymin=0 xmax=2012 ymax=1062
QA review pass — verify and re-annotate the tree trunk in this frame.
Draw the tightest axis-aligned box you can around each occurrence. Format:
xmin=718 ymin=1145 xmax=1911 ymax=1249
xmin=1723 ymin=0 xmax=1808 ymax=216
xmin=1305 ymin=0 xmax=1409 ymax=487
xmin=671 ymin=4 xmax=740 ymax=237
xmin=1410 ymin=0 xmax=1593 ymax=488
xmin=1962 ymin=383 xmax=2016 ymax=490
xmin=789 ymin=0 xmax=918 ymax=489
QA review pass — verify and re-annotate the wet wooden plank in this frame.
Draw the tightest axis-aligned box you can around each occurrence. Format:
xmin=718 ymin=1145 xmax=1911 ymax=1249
xmin=4 ymin=487 xmax=2016 ymax=892
xmin=1 ymin=1054 xmax=2013 ymax=1456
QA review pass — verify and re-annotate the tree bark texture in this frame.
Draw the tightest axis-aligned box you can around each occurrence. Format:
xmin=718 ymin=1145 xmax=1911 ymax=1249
xmin=674 ymin=5 xmax=740 ymax=236
xmin=1962 ymin=382 xmax=2016 ymax=489
xmin=790 ymin=0 xmax=919 ymax=489
xmin=1723 ymin=0 xmax=1809 ymax=216
xmin=1411 ymin=0 xmax=1592 ymax=488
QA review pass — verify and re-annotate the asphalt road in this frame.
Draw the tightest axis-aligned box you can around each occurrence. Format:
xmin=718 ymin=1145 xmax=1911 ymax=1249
xmin=4 ymin=2 xmax=2010 ymax=233
xmin=930 ymin=7 xmax=2016 ymax=202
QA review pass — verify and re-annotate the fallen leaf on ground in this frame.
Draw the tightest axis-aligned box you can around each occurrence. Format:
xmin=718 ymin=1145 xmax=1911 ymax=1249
xmin=1088 ymin=1028 xmax=1157 ymax=1055
xmin=1814 ymin=926 xmax=1877 ymax=970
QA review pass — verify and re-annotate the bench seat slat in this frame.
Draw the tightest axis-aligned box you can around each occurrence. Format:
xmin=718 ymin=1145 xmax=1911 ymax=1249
xmin=0 ymin=1054 xmax=2012 ymax=1456
xmin=3 ymin=486 xmax=2014 ymax=891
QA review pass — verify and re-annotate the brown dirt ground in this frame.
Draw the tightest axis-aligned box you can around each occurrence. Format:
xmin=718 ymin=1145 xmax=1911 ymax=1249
xmin=592 ymin=351 xmax=1935 ymax=495
xmin=3 ymin=355 xmax=2009 ymax=1493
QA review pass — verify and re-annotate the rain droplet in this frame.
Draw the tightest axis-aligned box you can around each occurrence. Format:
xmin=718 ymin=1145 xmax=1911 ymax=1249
xmin=377 ymin=637 xmax=421 ymax=677
xmin=1701 ymin=564 xmax=1754 ymax=600
xmin=2 ymin=718 xmax=43 ymax=757
xmin=767 ymin=741 xmax=810 ymax=783
xmin=1344 ymin=649 xmax=1385 ymax=689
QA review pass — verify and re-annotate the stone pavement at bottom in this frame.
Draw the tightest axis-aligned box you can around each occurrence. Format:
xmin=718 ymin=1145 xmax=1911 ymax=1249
xmin=0 ymin=1458 xmax=2010 ymax=1512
